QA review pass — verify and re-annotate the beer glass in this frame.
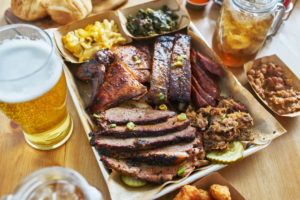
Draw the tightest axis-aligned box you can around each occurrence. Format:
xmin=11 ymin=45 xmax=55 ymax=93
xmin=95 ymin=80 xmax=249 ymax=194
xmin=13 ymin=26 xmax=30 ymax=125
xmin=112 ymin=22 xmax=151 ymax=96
xmin=212 ymin=0 xmax=285 ymax=67
xmin=0 ymin=24 xmax=73 ymax=150
xmin=1 ymin=167 xmax=102 ymax=200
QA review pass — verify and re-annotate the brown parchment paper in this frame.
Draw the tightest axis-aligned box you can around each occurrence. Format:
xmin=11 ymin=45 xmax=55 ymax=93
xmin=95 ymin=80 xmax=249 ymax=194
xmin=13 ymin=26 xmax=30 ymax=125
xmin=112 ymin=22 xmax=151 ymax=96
xmin=118 ymin=0 xmax=191 ymax=40
xmin=244 ymin=54 xmax=300 ymax=117
xmin=98 ymin=31 xmax=286 ymax=200
xmin=58 ymin=13 xmax=286 ymax=200
xmin=159 ymin=172 xmax=245 ymax=200
xmin=53 ymin=11 xmax=132 ymax=64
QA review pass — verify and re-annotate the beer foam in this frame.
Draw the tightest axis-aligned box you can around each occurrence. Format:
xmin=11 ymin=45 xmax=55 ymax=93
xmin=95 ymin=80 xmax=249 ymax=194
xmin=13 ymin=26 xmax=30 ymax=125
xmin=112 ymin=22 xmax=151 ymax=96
xmin=0 ymin=38 xmax=62 ymax=103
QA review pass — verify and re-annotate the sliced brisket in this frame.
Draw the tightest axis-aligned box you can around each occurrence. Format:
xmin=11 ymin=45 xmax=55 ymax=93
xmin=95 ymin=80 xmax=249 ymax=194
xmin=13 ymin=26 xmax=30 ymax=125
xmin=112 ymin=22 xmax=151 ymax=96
xmin=101 ymin=156 xmax=209 ymax=183
xmin=95 ymin=107 xmax=176 ymax=125
xmin=94 ymin=126 xmax=196 ymax=151
xmin=97 ymin=136 xmax=205 ymax=166
xmin=94 ymin=116 xmax=190 ymax=138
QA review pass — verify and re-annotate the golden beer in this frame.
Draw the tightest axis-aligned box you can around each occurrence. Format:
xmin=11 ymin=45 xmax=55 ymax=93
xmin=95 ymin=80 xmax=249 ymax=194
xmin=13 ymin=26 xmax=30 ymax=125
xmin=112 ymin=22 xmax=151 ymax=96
xmin=0 ymin=24 xmax=73 ymax=150
xmin=0 ymin=72 xmax=73 ymax=149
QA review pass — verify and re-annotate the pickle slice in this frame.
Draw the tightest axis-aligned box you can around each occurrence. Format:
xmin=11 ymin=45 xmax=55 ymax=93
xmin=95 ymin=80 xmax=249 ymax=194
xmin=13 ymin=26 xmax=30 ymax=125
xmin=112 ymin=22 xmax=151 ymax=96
xmin=206 ymin=141 xmax=244 ymax=164
xmin=121 ymin=174 xmax=147 ymax=187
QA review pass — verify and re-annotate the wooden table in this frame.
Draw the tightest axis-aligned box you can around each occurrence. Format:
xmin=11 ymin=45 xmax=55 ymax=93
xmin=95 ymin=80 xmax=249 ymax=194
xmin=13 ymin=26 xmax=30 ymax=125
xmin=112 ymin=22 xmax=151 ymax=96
xmin=1 ymin=1 xmax=300 ymax=199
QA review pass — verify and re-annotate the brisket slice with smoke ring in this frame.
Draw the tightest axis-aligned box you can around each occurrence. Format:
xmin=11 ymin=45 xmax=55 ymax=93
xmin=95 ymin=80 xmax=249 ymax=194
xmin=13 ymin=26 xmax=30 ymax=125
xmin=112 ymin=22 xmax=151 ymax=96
xmin=97 ymin=136 xmax=205 ymax=166
xmin=95 ymin=107 xmax=176 ymax=125
xmin=93 ymin=116 xmax=190 ymax=138
xmin=94 ymin=126 xmax=196 ymax=151
xmin=101 ymin=155 xmax=209 ymax=184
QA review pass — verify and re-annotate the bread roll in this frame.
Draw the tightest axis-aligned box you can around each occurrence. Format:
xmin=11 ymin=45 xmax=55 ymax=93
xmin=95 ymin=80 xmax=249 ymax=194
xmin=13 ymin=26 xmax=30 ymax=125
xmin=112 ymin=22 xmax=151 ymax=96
xmin=11 ymin=0 xmax=48 ymax=21
xmin=43 ymin=0 xmax=92 ymax=24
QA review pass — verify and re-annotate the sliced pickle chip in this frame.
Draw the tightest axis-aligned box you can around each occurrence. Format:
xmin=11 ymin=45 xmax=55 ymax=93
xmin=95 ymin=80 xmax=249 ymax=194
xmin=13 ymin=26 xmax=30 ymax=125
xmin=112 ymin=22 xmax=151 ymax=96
xmin=121 ymin=174 xmax=147 ymax=187
xmin=206 ymin=141 xmax=244 ymax=164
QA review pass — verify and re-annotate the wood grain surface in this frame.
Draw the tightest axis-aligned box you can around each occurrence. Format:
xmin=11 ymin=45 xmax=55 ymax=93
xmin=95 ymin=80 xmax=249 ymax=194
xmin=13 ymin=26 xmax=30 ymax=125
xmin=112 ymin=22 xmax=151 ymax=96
xmin=1 ymin=0 xmax=300 ymax=199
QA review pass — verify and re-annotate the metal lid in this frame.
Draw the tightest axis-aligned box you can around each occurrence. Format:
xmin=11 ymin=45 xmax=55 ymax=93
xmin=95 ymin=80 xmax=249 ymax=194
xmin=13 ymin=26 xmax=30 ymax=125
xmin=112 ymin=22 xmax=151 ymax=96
xmin=233 ymin=0 xmax=278 ymax=13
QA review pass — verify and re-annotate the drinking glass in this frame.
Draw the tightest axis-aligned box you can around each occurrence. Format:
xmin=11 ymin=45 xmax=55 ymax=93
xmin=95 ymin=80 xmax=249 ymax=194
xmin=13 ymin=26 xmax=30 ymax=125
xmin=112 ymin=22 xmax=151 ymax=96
xmin=1 ymin=167 xmax=102 ymax=200
xmin=212 ymin=0 xmax=285 ymax=67
xmin=0 ymin=24 xmax=73 ymax=150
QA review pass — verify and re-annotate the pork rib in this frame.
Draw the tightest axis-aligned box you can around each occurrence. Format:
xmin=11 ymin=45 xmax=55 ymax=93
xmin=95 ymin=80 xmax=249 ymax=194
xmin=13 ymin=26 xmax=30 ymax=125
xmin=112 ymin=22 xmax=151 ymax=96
xmin=168 ymin=34 xmax=192 ymax=108
xmin=148 ymin=36 xmax=174 ymax=105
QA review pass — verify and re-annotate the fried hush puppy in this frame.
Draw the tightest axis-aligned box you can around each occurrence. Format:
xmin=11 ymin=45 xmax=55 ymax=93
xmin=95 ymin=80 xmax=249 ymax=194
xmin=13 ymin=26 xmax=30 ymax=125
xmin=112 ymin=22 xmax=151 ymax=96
xmin=173 ymin=185 xmax=212 ymax=200
xmin=173 ymin=185 xmax=211 ymax=200
xmin=173 ymin=184 xmax=231 ymax=200
xmin=210 ymin=184 xmax=231 ymax=200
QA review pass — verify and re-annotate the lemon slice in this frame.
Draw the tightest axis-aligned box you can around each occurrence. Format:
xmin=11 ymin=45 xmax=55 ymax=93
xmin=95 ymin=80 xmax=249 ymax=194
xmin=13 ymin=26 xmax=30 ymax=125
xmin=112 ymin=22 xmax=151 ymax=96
xmin=206 ymin=141 xmax=244 ymax=164
xmin=121 ymin=174 xmax=147 ymax=187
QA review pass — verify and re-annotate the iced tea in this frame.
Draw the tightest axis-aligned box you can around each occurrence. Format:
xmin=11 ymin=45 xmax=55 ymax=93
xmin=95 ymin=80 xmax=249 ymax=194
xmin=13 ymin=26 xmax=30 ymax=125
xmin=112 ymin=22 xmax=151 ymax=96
xmin=212 ymin=0 xmax=274 ymax=67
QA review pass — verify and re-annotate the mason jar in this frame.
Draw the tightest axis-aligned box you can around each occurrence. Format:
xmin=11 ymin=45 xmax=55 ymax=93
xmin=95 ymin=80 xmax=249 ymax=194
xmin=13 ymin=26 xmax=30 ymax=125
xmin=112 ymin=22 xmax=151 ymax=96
xmin=212 ymin=0 xmax=285 ymax=67
xmin=1 ymin=167 xmax=102 ymax=200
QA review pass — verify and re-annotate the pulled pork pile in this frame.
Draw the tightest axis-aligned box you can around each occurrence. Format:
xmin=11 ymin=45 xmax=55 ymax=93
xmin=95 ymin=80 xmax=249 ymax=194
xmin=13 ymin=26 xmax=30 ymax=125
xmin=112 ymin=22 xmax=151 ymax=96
xmin=187 ymin=98 xmax=254 ymax=152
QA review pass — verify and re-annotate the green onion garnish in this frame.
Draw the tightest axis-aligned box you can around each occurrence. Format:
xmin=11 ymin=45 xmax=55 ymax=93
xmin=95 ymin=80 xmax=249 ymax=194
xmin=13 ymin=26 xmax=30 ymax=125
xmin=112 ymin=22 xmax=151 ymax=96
xmin=110 ymin=124 xmax=117 ymax=128
xmin=177 ymin=57 xmax=183 ymax=62
xmin=93 ymin=113 xmax=100 ymax=118
xmin=133 ymin=56 xmax=139 ymax=61
xmin=222 ymin=114 xmax=226 ymax=119
xmin=177 ymin=168 xmax=186 ymax=177
xmin=179 ymin=160 xmax=187 ymax=166
xmin=177 ymin=113 xmax=187 ymax=121
xmin=176 ymin=55 xmax=187 ymax=62
xmin=158 ymin=93 xmax=164 ymax=100
xmin=126 ymin=122 xmax=135 ymax=130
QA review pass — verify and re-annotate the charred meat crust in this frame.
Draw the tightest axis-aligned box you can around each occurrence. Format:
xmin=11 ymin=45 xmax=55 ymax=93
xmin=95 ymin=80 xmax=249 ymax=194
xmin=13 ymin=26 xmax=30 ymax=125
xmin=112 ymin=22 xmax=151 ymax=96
xmin=191 ymin=85 xmax=209 ymax=108
xmin=195 ymin=51 xmax=224 ymax=77
xmin=101 ymin=156 xmax=209 ymax=184
xmin=95 ymin=107 xmax=176 ymax=125
xmin=91 ymin=62 xmax=147 ymax=112
xmin=191 ymin=76 xmax=216 ymax=106
xmin=93 ymin=116 xmax=190 ymax=138
xmin=75 ymin=49 xmax=115 ymax=107
xmin=93 ymin=126 xmax=197 ymax=151
xmin=148 ymin=36 xmax=174 ymax=105
xmin=191 ymin=63 xmax=218 ymax=99
xmin=168 ymin=34 xmax=192 ymax=105
xmin=97 ymin=136 xmax=205 ymax=166
xmin=111 ymin=45 xmax=151 ymax=83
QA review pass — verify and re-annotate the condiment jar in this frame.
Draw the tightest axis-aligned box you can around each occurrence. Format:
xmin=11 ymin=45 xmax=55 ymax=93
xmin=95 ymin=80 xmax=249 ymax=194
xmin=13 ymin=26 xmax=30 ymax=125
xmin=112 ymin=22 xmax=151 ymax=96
xmin=1 ymin=167 xmax=102 ymax=200
xmin=212 ymin=0 xmax=285 ymax=67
